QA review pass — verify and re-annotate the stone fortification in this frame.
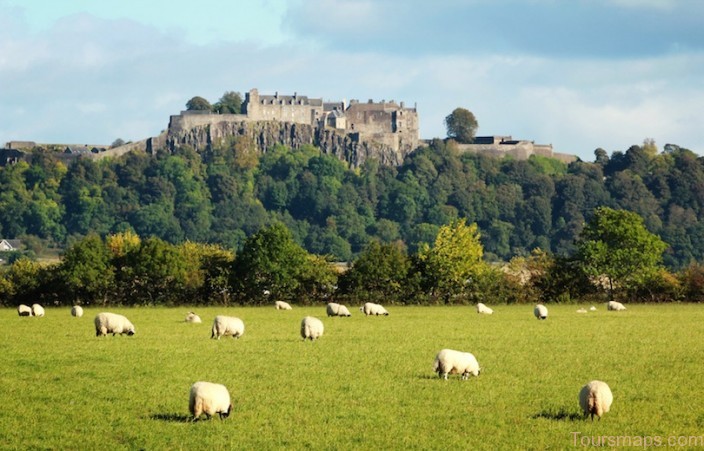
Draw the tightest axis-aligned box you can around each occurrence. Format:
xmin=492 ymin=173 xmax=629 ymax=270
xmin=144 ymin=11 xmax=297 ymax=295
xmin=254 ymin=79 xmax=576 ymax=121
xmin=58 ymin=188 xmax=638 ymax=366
xmin=456 ymin=136 xmax=577 ymax=164
xmin=162 ymin=89 xmax=420 ymax=167
xmin=3 ymin=89 xmax=577 ymax=167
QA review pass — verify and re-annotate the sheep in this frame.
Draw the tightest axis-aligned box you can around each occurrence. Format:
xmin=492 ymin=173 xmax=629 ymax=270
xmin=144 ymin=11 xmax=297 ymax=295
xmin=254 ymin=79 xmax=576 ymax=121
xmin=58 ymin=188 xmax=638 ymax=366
xmin=576 ymin=308 xmax=587 ymax=314
xmin=94 ymin=312 xmax=135 ymax=337
xmin=17 ymin=304 xmax=33 ymax=316
xmin=433 ymin=349 xmax=481 ymax=380
xmin=534 ymin=304 xmax=548 ymax=320
xmin=275 ymin=301 xmax=293 ymax=310
xmin=326 ymin=302 xmax=351 ymax=317
xmin=189 ymin=381 xmax=233 ymax=421
xmin=71 ymin=305 xmax=84 ymax=318
xmin=579 ymin=380 xmax=613 ymax=421
xmin=360 ymin=302 xmax=389 ymax=316
xmin=185 ymin=311 xmax=202 ymax=323
xmin=476 ymin=303 xmax=494 ymax=315
xmin=300 ymin=316 xmax=324 ymax=341
xmin=607 ymin=301 xmax=627 ymax=311
xmin=589 ymin=306 xmax=597 ymax=311
xmin=211 ymin=315 xmax=245 ymax=340
xmin=31 ymin=303 xmax=45 ymax=317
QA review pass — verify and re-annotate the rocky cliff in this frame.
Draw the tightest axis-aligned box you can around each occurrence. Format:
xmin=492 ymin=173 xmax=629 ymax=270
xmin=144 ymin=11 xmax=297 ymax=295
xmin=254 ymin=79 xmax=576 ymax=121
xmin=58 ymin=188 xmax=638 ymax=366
xmin=163 ymin=119 xmax=414 ymax=168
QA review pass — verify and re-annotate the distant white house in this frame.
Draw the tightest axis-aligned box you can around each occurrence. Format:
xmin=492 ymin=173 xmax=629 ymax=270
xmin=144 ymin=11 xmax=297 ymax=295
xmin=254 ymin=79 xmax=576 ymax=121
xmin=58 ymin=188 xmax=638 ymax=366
xmin=0 ymin=239 xmax=21 ymax=251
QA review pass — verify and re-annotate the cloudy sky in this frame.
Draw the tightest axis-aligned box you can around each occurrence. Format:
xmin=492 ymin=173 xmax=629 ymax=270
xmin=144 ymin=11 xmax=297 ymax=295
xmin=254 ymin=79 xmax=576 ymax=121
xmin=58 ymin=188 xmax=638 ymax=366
xmin=1 ymin=0 xmax=702 ymax=161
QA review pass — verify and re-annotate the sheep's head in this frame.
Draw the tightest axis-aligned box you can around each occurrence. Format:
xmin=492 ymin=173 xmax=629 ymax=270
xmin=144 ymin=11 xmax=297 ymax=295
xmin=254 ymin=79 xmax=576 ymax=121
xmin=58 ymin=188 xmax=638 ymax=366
xmin=127 ymin=329 xmax=135 ymax=336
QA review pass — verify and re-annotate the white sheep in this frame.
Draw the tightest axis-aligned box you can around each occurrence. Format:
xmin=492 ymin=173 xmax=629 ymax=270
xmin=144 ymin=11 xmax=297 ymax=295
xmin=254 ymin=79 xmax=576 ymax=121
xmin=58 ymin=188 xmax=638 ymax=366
xmin=607 ymin=301 xmax=627 ymax=311
xmin=300 ymin=316 xmax=324 ymax=341
xmin=211 ymin=315 xmax=245 ymax=339
xmin=326 ymin=302 xmax=351 ymax=317
xmin=576 ymin=308 xmax=587 ymax=314
xmin=71 ymin=305 xmax=84 ymax=318
xmin=433 ymin=349 xmax=481 ymax=380
xmin=534 ymin=304 xmax=548 ymax=320
xmin=31 ymin=303 xmax=45 ymax=317
xmin=185 ymin=311 xmax=202 ymax=323
xmin=589 ymin=306 xmax=597 ymax=311
xmin=17 ymin=304 xmax=33 ymax=316
xmin=94 ymin=312 xmax=135 ymax=337
xmin=275 ymin=300 xmax=293 ymax=310
xmin=189 ymin=381 xmax=233 ymax=421
xmin=360 ymin=302 xmax=389 ymax=316
xmin=579 ymin=380 xmax=613 ymax=421
xmin=476 ymin=303 xmax=494 ymax=314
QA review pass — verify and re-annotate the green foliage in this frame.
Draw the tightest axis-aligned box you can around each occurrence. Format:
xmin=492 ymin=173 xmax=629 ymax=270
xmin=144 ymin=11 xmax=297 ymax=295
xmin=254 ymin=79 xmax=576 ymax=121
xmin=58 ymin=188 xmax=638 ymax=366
xmin=416 ymin=219 xmax=488 ymax=303
xmin=337 ymin=241 xmax=411 ymax=302
xmin=231 ymin=223 xmax=333 ymax=304
xmin=576 ymin=207 xmax=668 ymax=300
xmin=185 ymin=96 xmax=212 ymax=111
xmin=59 ymin=233 xmax=114 ymax=304
xmin=2 ymin=138 xmax=704 ymax=270
xmin=213 ymin=91 xmax=243 ymax=114
xmin=444 ymin=107 xmax=478 ymax=143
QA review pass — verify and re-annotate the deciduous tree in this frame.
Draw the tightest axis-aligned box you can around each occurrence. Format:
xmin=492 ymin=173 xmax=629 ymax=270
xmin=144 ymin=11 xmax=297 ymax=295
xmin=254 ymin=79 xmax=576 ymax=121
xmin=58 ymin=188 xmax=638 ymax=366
xmin=444 ymin=107 xmax=478 ymax=144
xmin=576 ymin=207 xmax=667 ymax=299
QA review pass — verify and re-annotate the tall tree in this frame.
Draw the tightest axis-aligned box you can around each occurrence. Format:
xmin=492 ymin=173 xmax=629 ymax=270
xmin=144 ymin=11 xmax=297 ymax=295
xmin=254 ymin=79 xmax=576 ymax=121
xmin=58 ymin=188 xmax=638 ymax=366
xmin=444 ymin=107 xmax=478 ymax=144
xmin=213 ymin=91 xmax=243 ymax=114
xmin=416 ymin=218 xmax=487 ymax=303
xmin=231 ymin=223 xmax=311 ymax=304
xmin=185 ymin=96 xmax=212 ymax=111
xmin=576 ymin=207 xmax=667 ymax=299
xmin=337 ymin=241 xmax=411 ymax=302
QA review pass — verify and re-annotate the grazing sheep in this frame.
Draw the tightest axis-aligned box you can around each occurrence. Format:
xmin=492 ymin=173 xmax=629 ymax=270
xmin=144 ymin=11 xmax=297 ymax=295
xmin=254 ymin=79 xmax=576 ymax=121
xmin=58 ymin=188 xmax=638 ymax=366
xmin=433 ymin=349 xmax=481 ymax=380
xmin=579 ymin=380 xmax=613 ymax=421
xmin=275 ymin=301 xmax=293 ymax=310
xmin=300 ymin=316 xmax=324 ymax=341
xmin=189 ymin=381 xmax=232 ymax=421
xmin=17 ymin=304 xmax=33 ymax=316
xmin=326 ymin=302 xmax=351 ymax=317
xmin=94 ymin=312 xmax=135 ymax=337
xmin=607 ymin=301 xmax=627 ymax=311
xmin=31 ymin=304 xmax=45 ymax=317
xmin=185 ymin=311 xmax=202 ymax=323
xmin=589 ymin=306 xmax=597 ymax=311
xmin=211 ymin=315 xmax=245 ymax=339
xmin=576 ymin=308 xmax=587 ymax=314
xmin=476 ymin=303 xmax=494 ymax=315
xmin=360 ymin=302 xmax=389 ymax=316
xmin=534 ymin=304 xmax=548 ymax=320
xmin=71 ymin=305 xmax=84 ymax=318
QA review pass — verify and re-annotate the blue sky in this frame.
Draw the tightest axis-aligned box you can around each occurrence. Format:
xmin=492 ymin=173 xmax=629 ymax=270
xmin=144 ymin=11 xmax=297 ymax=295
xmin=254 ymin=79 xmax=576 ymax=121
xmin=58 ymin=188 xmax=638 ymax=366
xmin=1 ymin=0 xmax=702 ymax=161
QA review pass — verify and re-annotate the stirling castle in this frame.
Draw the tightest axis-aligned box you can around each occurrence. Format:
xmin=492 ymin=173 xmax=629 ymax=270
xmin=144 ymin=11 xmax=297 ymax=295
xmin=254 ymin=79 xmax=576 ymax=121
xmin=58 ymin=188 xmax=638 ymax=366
xmin=2 ymin=88 xmax=575 ymax=167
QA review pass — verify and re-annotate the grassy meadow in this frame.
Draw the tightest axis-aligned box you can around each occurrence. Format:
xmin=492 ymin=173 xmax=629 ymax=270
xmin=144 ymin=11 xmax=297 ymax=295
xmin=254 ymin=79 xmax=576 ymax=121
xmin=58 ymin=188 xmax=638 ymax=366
xmin=1 ymin=303 xmax=703 ymax=449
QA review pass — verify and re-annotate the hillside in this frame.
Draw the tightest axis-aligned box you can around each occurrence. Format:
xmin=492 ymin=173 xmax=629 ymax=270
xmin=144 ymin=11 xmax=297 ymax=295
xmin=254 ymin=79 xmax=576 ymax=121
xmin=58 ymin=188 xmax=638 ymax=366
xmin=0 ymin=136 xmax=701 ymax=269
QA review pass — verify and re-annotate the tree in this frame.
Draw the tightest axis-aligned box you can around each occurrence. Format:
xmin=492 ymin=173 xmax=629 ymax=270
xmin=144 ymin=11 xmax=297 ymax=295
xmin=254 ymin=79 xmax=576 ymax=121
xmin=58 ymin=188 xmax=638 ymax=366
xmin=337 ymin=241 xmax=411 ymax=302
xmin=59 ymin=234 xmax=114 ymax=304
xmin=186 ymin=96 xmax=212 ymax=111
xmin=213 ymin=91 xmax=243 ymax=114
xmin=415 ymin=218 xmax=488 ymax=303
xmin=576 ymin=207 xmax=668 ymax=299
xmin=444 ymin=107 xmax=478 ymax=144
xmin=231 ymin=223 xmax=312 ymax=304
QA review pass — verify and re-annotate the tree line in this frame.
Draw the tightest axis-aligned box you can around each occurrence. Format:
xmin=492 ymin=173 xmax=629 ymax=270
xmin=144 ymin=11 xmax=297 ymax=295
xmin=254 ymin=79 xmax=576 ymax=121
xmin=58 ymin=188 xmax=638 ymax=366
xmin=1 ymin=137 xmax=703 ymax=271
xmin=1 ymin=210 xmax=703 ymax=307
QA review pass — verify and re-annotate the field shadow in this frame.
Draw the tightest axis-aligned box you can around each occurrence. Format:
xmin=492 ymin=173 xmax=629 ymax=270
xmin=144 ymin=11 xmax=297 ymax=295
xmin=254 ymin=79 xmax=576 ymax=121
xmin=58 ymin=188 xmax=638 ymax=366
xmin=150 ymin=412 xmax=191 ymax=422
xmin=532 ymin=407 xmax=583 ymax=422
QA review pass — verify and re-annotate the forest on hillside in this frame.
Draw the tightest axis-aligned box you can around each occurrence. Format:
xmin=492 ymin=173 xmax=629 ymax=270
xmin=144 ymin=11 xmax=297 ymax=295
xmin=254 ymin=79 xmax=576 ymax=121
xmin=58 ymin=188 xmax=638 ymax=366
xmin=0 ymin=138 xmax=702 ymax=270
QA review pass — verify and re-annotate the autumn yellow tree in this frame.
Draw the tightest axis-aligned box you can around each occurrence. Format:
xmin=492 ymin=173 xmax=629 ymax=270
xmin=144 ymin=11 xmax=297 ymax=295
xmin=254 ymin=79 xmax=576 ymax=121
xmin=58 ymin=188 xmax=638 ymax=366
xmin=416 ymin=219 xmax=488 ymax=303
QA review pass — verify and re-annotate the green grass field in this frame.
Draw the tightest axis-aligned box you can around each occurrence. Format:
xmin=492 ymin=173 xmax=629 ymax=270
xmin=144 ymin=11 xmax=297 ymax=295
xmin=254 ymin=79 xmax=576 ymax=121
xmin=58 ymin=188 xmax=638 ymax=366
xmin=1 ymin=304 xmax=703 ymax=450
